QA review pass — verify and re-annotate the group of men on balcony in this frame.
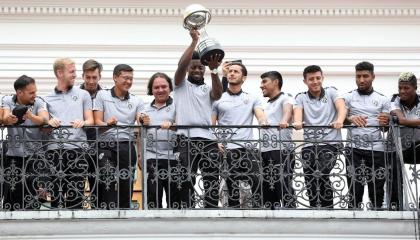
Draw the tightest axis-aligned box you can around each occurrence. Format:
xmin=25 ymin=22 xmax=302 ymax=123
xmin=0 ymin=28 xmax=419 ymax=211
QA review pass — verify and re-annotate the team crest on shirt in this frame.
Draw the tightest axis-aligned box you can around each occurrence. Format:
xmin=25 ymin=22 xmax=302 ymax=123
xmin=372 ymin=100 xmax=379 ymax=106
xmin=415 ymin=109 xmax=420 ymax=117
xmin=200 ymin=85 xmax=209 ymax=93
xmin=166 ymin=106 xmax=171 ymax=112
xmin=128 ymin=103 xmax=133 ymax=109
xmin=72 ymin=95 xmax=78 ymax=101
xmin=321 ymin=96 xmax=328 ymax=103
xmin=243 ymin=97 xmax=249 ymax=105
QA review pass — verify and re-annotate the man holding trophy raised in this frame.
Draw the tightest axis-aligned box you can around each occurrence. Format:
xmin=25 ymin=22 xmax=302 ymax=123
xmin=173 ymin=4 xmax=223 ymax=208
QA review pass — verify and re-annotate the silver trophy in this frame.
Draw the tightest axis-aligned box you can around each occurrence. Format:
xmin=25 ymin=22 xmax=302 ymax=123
xmin=183 ymin=4 xmax=225 ymax=66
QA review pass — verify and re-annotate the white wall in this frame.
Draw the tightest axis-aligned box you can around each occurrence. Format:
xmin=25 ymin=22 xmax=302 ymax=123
xmin=0 ymin=0 xmax=419 ymax=104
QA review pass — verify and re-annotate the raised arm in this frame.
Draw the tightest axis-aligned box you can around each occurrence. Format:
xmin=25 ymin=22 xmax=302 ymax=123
xmin=208 ymin=54 xmax=223 ymax=101
xmin=174 ymin=29 xmax=200 ymax=86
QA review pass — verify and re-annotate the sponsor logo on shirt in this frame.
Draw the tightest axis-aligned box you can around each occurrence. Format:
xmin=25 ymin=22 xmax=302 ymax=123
xmin=200 ymin=85 xmax=209 ymax=93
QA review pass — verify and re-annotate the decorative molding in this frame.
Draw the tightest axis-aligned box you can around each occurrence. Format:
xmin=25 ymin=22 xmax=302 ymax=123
xmin=0 ymin=6 xmax=420 ymax=18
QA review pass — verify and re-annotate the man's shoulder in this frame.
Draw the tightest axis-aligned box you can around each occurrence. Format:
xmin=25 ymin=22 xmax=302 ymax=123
xmin=391 ymin=94 xmax=399 ymax=102
xmin=325 ymin=86 xmax=338 ymax=94
xmin=295 ymin=91 xmax=307 ymax=99
xmin=2 ymin=94 xmax=13 ymax=103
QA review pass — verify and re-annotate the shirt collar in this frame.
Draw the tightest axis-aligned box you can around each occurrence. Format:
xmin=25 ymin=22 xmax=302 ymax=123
xmin=80 ymin=83 xmax=102 ymax=92
xmin=226 ymin=88 xmax=243 ymax=96
xmin=400 ymin=94 xmax=420 ymax=110
xmin=54 ymin=85 xmax=73 ymax=94
xmin=81 ymin=84 xmax=102 ymax=98
xmin=12 ymin=94 xmax=34 ymax=106
xmin=111 ymin=87 xmax=130 ymax=100
xmin=150 ymin=96 xmax=173 ymax=108
xmin=357 ymin=87 xmax=374 ymax=96
xmin=268 ymin=92 xmax=284 ymax=103
xmin=308 ymin=88 xmax=325 ymax=100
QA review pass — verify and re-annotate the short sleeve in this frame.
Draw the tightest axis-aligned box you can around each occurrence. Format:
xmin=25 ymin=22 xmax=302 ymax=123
xmin=253 ymin=96 xmax=263 ymax=110
xmin=2 ymin=96 xmax=12 ymax=110
xmin=294 ymin=94 xmax=304 ymax=109
xmin=381 ymin=97 xmax=391 ymax=113
xmin=82 ymin=90 xmax=93 ymax=111
xmin=35 ymin=98 xmax=48 ymax=114
xmin=93 ymin=91 xmax=104 ymax=112
xmin=136 ymin=97 xmax=145 ymax=115
xmin=329 ymin=87 xmax=343 ymax=103
xmin=390 ymin=97 xmax=401 ymax=112
xmin=284 ymin=93 xmax=295 ymax=107
xmin=212 ymin=101 xmax=219 ymax=117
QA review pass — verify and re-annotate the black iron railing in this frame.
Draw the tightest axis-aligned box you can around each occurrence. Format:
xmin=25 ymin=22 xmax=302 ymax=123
xmin=0 ymin=124 xmax=419 ymax=211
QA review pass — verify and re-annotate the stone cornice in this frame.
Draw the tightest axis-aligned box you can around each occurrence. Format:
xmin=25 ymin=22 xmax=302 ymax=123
xmin=0 ymin=6 xmax=419 ymax=18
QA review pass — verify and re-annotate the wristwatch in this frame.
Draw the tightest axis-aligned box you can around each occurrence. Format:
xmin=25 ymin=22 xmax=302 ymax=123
xmin=210 ymin=68 xmax=219 ymax=75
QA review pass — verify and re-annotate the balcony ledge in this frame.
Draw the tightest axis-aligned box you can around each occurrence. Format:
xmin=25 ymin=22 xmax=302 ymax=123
xmin=0 ymin=210 xmax=417 ymax=239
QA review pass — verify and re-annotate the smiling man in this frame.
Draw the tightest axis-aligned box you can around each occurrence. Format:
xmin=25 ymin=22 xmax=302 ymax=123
xmin=143 ymin=72 xmax=177 ymax=209
xmin=293 ymin=65 xmax=346 ymax=208
xmin=44 ymin=58 xmax=94 ymax=209
xmin=259 ymin=71 xmax=295 ymax=209
xmin=173 ymin=29 xmax=223 ymax=208
xmin=93 ymin=64 xmax=149 ymax=209
xmin=2 ymin=75 xmax=49 ymax=210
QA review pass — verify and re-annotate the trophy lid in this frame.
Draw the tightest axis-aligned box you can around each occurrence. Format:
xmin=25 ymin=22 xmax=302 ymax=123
xmin=183 ymin=4 xmax=211 ymax=30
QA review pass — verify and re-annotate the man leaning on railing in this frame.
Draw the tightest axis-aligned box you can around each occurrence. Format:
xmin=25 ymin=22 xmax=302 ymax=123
xmin=44 ymin=58 xmax=94 ymax=209
xmin=1 ymin=75 xmax=49 ymax=210
xmin=344 ymin=61 xmax=390 ymax=210
xmin=143 ymin=72 xmax=177 ymax=209
xmin=259 ymin=71 xmax=296 ymax=209
xmin=390 ymin=72 xmax=420 ymax=210
xmin=93 ymin=64 xmax=150 ymax=210
xmin=293 ymin=65 xmax=347 ymax=209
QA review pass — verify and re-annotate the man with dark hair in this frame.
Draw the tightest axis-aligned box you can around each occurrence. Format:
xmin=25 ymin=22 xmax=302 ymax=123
xmin=143 ymin=72 xmax=177 ymax=208
xmin=1 ymin=75 xmax=49 ymax=210
xmin=173 ymin=29 xmax=223 ymax=208
xmin=259 ymin=71 xmax=296 ymax=209
xmin=147 ymin=72 xmax=173 ymax=95
xmin=45 ymin=58 xmax=94 ymax=209
xmin=344 ymin=61 xmax=390 ymax=209
xmin=93 ymin=64 xmax=149 ymax=209
xmin=212 ymin=62 xmax=266 ymax=208
xmin=81 ymin=59 xmax=103 ymax=98
xmin=390 ymin=72 xmax=420 ymax=209
xmin=81 ymin=59 xmax=103 ymax=200
xmin=293 ymin=65 xmax=347 ymax=208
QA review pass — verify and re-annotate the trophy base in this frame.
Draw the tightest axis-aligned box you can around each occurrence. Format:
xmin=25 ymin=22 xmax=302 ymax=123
xmin=197 ymin=40 xmax=225 ymax=66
